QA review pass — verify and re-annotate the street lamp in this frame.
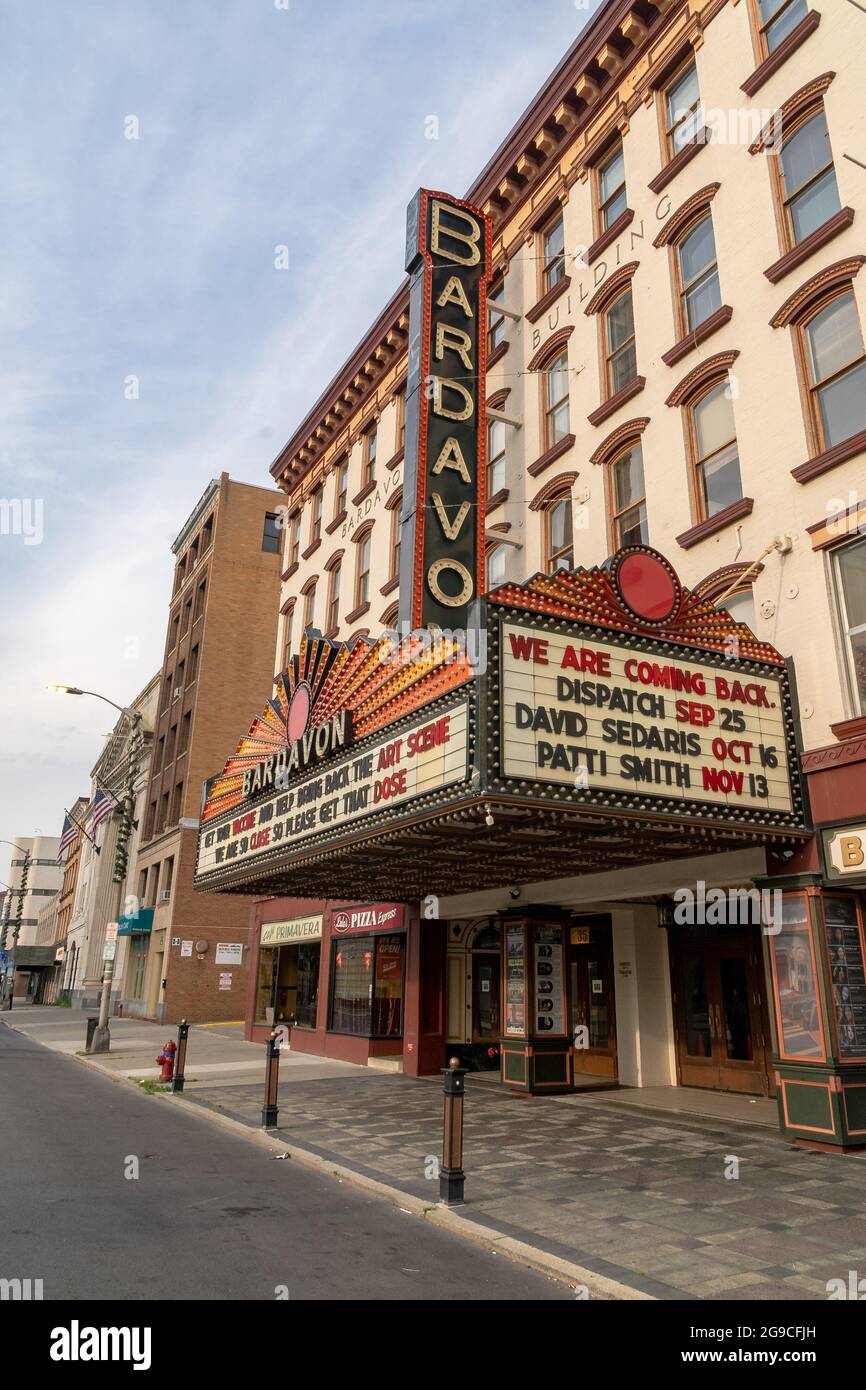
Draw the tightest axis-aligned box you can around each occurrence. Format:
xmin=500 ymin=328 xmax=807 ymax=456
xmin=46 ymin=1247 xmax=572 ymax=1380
xmin=0 ymin=841 xmax=31 ymax=1009
xmin=50 ymin=684 xmax=145 ymax=1052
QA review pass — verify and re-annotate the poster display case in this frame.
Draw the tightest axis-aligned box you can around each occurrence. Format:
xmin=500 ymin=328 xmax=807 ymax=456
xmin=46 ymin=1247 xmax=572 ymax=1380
xmin=500 ymin=914 xmax=572 ymax=1093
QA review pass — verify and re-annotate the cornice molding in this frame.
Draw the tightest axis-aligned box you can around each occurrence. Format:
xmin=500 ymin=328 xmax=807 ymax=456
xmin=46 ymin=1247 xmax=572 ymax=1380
xmin=748 ymin=70 xmax=835 ymax=154
xmin=665 ymin=349 xmax=740 ymax=407
xmin=770 ymin=256 xmax=866 ymax=328
xmin=584 ymin=261 xmax=638 ymax=316
xmin=529 ymin=470 xmax=579 ymax=511
xmin=589 ymin=416 xmax=650 ymax=467
xmin=526 ymin=325 xmax=574 ymax=373
xmin=653 ymin=183 xmax=720 ymax=247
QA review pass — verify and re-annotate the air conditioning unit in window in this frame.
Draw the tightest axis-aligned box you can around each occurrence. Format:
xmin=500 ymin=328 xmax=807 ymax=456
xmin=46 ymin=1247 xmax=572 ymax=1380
xmin=173 ymin=686 xmax=182 ymax=700
xmin=158 ymin=889 xmax=172 ymax=904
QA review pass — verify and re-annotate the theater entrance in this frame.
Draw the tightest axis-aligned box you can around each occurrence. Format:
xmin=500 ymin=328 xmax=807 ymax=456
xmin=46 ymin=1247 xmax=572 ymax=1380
xmin=669 ymin=925 xmax=774 ymax=1096
xmin=569 ymin=917 xmax=617 ymax=1083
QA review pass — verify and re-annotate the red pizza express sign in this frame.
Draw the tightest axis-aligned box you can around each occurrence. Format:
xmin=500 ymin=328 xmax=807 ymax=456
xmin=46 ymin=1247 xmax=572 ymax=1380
xmin=330 ymin=903 xmax=406 ymax=936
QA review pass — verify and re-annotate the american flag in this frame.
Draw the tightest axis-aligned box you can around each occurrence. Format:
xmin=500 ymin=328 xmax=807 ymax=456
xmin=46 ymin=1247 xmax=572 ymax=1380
xmin=90 ymin=787 xmax=114 ymax=831
xmin=58 ymin=813 xmax=77 ymax=858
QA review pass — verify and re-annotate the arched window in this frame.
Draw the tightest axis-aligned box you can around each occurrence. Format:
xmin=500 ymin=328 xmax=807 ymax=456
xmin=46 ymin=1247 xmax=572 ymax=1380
xmin=675 ymin=214 xmax=721 ymax=334
xmin=355 ymin=529 xmax=372 ymax=609
xmin=779 ymin=108 xmax=840 ymax=248
xmin=386 ymin=491 xmax=402 ymax=583
xmin=327 ymin=561 xmax=341 ymax=633
xmin=545 ymin=494 xmax=574 ymax=573
xmin=799 ymin=290 xmax=866 ymax=451
xmin=487 ymin=544 xmax=507 ymax=589
xmin=302 ymin=579 xmax=317 ymax=630
xmin=720 ymin=588 xmax=756 ymax=631
xmin=604 ymin=289 xmax=637 ymax=398
xmin=690 ymin=379 xmax=743 ymax=519
xmin=543 ymin=350 xmax=570 ymax=450
xmin=609 ymin=441 xmax=649 ymax=549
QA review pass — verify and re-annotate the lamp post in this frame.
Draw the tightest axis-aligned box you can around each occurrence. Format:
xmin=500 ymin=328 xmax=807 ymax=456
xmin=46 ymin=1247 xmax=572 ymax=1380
xmin=0 ymin=841 xmax=32 ymax=1009
xmin=49 ymin=686 xmax=145 ymax=1053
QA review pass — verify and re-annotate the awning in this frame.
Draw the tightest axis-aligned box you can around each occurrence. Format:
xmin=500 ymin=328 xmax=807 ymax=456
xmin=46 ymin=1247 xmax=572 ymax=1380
xmin=193 ymin=551 xmax=810 ymax=903
xmin=117 ymin=907 xmax=154 ymax=936
xmin=12 ymin=946 xmax=57 ymax=968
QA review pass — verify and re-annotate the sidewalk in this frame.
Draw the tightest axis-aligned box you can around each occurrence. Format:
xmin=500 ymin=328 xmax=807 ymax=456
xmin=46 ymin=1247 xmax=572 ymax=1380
xmin=6 ymin=1005 xmax=866 ymax=1301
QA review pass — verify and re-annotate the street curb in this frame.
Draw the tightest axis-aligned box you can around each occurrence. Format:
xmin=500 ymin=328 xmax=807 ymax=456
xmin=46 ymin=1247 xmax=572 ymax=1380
xmin=161 ymin=1093 xmax=649 ymax=1300
xmin=4 ymin=1023 xmax=651 ymax=1301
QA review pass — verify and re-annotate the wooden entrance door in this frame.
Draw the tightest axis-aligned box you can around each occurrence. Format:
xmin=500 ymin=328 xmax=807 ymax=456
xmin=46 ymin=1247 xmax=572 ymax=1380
xmin=569 ymin=925 xmax=617 ymax=1080
xmin=672 ymin=931 xmax=772 ymax=1096
xmin=471 ymin=952 xmax=501 ymax=1046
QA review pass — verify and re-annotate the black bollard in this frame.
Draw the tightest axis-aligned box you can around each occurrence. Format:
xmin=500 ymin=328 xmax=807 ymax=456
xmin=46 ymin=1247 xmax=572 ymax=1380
xmin=172 ymin=1019 xmax=190 ymax=1093
xmin=262 ymin=1030 xmax=281 ymax=1129
xmin=439 ymin=1056 xmax=468 ymax=1205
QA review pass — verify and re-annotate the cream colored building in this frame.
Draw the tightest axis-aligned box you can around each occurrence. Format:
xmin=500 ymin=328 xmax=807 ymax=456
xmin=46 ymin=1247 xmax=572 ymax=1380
xmin=256 ymin=0 xmax=865 ymax=1100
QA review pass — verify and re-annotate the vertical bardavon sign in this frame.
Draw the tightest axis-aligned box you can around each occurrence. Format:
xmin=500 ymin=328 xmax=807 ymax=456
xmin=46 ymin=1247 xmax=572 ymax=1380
xmin=399 ymin=189 xmax=492 ymax=631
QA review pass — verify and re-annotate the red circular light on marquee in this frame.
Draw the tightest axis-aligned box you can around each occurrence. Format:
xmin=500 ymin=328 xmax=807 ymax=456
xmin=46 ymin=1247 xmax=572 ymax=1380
xmin=611 ymin=546 xmax=682 ymax=626
xmin=287 ymin=682 xmax=312 ymax=741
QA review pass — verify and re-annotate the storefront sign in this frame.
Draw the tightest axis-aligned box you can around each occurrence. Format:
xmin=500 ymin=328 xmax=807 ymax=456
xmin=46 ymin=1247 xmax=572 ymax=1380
xmin=196 ymin=701 xmax=470 ymax=883
xmin=500 ymin=619 xmax=795 ymax=820
xmin=215 ymin=942 xmax=244 ymax=966
xmin=400 ymin=188 xmax=492 ymax=631
xmin=331 ymin=904 xmax=405 ymax=936
xmin=260 ymin=915 xmax=324 ymax=946
xmin=823 ymin=824 xmax=866 ymax=883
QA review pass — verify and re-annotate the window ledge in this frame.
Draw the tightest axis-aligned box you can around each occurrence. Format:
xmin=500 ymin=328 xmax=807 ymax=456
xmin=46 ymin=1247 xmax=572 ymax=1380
xmin=662 ymin=305 xmax=734 ymax=367
xmin=345 ymin=602 xmax=371 ymax=624
xmin=764 ymin=208 xmax=855 ymax=284
xmin=588 ymin=376 xmax=646 ymax=428
xmin=325 ymin=625 xmax=340 ymax=641
xmin=527 ymin=433 xmax=576 ymax=478
xmin=526 ymin=275 xmax=571 ymax=324
xmin=385 ymin=447 xmax=404 ymax=472
xmin=379 ymin=575 xmax=399 ymax=596
xmin=830 ymin=715 xmax=866 ymax=742
xmin=741 ymin=10 xmax=822 ymax=98
xmin=648 ymin=133 xmax=709 ymax=196
xmin=585 ymin=209 xmax=635 ymax=267
xmin=281 ymin=560 xmax=299 ymax=581
xmin=791 ymin=427 xmax=866 ymax=483
xmin=326 ymin=509 xmax=347 ymax=535
xmin=676 ymin=497 xmax=754 ymax=550
xmin=487 ymin=340 xmax=510 ymax=369
xmin=352 ymin=481 xmax=377 ymax=506
xmin=486 ymin=487 xmax=510 ymax=513
xmin=301 ymin=539 xmax=321 ymax=561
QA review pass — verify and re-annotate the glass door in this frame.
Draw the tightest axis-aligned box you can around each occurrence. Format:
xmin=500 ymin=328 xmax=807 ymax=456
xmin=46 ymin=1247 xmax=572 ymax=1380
xmin=569 ymin=924 xmax=617 ymax=1079
xmin=672 ymin=934 xmax=772 ymax=1095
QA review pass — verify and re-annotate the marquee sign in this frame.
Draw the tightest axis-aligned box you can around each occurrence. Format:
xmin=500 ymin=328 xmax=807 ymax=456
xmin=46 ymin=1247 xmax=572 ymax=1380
xmin=399 ymin=188 xmax=492 ymax=632
xmin=194 ymin=548 xmax=808 ymax=900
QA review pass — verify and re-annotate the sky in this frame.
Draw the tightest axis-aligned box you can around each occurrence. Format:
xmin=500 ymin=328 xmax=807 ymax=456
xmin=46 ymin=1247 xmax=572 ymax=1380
xmin=0 ymin=0 xmax=601 ymax=879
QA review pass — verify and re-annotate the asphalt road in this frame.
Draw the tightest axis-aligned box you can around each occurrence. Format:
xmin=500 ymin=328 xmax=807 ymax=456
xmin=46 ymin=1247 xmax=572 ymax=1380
xmin=0 ymin=1023 xmax=571 ymax=1301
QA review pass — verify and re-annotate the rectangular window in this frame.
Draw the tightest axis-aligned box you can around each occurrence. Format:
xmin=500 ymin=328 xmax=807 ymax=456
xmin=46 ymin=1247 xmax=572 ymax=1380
xmin=802 ymin=291 xmax=866 ymax=450
xmin=335 ymin=458 xmax=348 ymax=516
xmin=289 ymin=513 xmax=301 ymax=566
xmin=677 ymin=214 xmax=721 ymax=333
xmin=488 ymin=279 xmax=506 ymax=353
xmin=193 ymin=578 xmax=206 ymax=622
xmin=356 ymin=533 xmax=371 ymax=607
xmin=664 ymin=60 xmax=701 ymax=158
xmin=541 ymin=214 xmax=565 ymax=294
xmin=303 ymin=583 xmax=317 ymax=630
xmin=329 ymin=934 xmax=405 ymax=1037
xmin=611 ymin=443 xmax=649 ymax=548
xmin=188 ymin=643 xmax=199 ymax=684
xmin=178 ymin=711 xmax=191 ymax=755
xmin=262 ymin=512 xmax=281 ymax=554
xmin=171 ymin=782 xmax=184 ymax=823
xmin=364 ymin=426 xmax=377 ymax=486
xmin=604 ymin=289 xmax=637 ymax=396
xmin=390 ymin=507 xmax=400 ymax=580
xmin=311 ymin=489 xmax=323 ymax=544
xmin=597 ymin=143 xmax=627 ymax=232
xmin=282 ymin=607 xmax=294 ymax=667
xmin=780 ymin=110 xmax=840 ymax=247
xmin=328 ymin=562 xmax=341 ymax=632
xmin=395 ymin=388 xmax=406 ymax=452
xmin=691 ymin=380 xmax=744 ymax=518
xmin=487 ymin=418 xmax=506 ymax=495
xmin=544 ymin=351 xmax=570 ymax=448
xmin=757 ymin=0 xmax=808 ymax=54
xmin=834 ymin=537 xmax=866 ymax=714
xmin=162 ymin=857 xmax=174 ymax=895
xmin=487 ymin=545 xmax=507 ymax=589
xmin=546 ymin=497 xmax=574 ymax=573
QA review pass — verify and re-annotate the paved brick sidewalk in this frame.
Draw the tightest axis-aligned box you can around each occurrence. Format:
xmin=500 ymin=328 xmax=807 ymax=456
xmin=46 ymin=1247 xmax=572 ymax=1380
xmin=187 ymin=1072 xmax=866 ymax=1301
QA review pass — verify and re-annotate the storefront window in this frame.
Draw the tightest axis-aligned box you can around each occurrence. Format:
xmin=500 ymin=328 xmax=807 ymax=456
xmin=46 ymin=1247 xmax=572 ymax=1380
xmin=329 ymin=934 xmax=405 ymax=1037
xmin=255 ymin=942 xmax=321 ymax=1028
xmin=769 ymin=895 xmax=824 ymax=1061
xmin=823 ymin=896 xmax=866 ymax=1058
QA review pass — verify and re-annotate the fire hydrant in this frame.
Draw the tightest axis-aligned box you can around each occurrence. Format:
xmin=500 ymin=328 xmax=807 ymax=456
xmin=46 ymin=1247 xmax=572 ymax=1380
xmin=156 ymin=1039 xmax=176 ymax=1082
